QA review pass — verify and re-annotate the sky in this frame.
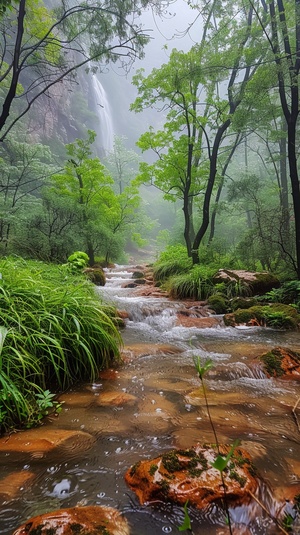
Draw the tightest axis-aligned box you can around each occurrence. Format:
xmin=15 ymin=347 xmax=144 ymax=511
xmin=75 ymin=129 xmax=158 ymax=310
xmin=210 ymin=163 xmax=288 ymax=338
xmin=94 ymin=0 xmax=202 ymax=151
xmin=135 ymin=0 xmax=201 ymax=72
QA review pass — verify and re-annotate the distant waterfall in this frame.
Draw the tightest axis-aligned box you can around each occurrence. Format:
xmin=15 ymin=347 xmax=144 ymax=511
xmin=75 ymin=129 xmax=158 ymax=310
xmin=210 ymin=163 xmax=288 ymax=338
xmin=91 ymin=75 xmax=114 ymax=154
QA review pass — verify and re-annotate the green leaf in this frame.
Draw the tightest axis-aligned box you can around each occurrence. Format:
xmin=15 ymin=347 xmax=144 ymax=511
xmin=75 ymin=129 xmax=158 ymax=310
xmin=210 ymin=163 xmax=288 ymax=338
xmin=211 ymin=439 xmax=241 ymax=472
xmin=178 ymin=500 xmax=192 ymax=531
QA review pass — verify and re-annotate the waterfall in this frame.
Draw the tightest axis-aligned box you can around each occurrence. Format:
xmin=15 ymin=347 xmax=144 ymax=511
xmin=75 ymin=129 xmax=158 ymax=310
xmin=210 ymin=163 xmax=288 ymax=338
xmin=91 ymin=74 xmax=114 ymax=154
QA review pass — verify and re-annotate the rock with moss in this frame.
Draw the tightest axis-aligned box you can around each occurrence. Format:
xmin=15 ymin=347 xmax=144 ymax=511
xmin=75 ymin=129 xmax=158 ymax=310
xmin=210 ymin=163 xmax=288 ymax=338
xmin=84 ymin=267 xmax=106 ymax=286
xmin=125 ymin=443 xmax=258 ymax=509
xmin=12 ymin=505 xmax=129 ymax=535
xmin=224 ymin=304 xmax=300 ymax=330
xmin=256 ymin=347 xmax=300 ymax=379
xmin=230 ymin=297 xmax=259 ymax=311
xmin=213 ymin=269 xmax=280 ymax=296
xmin=207 ymin=294 xmax=228 ymax=314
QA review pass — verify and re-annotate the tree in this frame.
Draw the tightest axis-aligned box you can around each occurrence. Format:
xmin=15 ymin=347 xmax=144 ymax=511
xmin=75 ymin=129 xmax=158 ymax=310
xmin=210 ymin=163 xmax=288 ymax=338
xmin=251 ymin=0 xmax=300 ymax=277
xmin=48 ymin=130 xmax=116 ymax=264
xmin=0 ymin=0 xmax=167 ymax=141
xmin=132 ymin=0 xmax=263 ymax=264
xmin=104 ymin=135 xmax=155 ymax=263
xmin=0 ymin=137 xmax=57 ymax=252
xmin=131 ymin=45 xmax=213 ymax=257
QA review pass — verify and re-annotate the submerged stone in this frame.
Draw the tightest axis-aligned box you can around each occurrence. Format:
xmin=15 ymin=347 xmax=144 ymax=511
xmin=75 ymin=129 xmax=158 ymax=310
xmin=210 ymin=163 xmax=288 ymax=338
xmin=12 ymin=505 xmax=129 ymax=535
xmin=0 ymin=470 xmax=36 ymax=500
xmin=125 ymin=443 xmax=258 ymax=509
xmin=0 ymin=429 xmax=95 ymax=462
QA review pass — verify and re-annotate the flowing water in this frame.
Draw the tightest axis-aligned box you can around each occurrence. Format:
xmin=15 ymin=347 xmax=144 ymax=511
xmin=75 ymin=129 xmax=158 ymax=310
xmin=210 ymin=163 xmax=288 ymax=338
xmin=1 ymin=265 xmax=300 ymax=534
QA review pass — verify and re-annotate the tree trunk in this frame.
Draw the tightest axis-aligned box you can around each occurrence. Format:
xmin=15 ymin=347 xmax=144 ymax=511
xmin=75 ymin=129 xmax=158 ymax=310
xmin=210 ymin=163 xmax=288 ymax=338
xmin=192 ymin=119 xmax=231 ymax=264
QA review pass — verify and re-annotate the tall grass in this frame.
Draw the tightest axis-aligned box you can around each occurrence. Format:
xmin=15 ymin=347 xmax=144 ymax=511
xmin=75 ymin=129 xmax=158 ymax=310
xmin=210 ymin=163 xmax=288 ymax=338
xmin=0 ymin=257 xmax=121 ymax=433
xmin=153 ymin=245 xmax=192 ymax=281
xmin=168 ymin=265 xmax=216 ymax=300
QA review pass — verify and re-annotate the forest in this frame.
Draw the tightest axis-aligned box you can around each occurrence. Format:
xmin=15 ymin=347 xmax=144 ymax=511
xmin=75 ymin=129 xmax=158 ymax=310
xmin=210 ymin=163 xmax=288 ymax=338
xmin=0 ymin=0 xmax=299 ymax=278
xmin=1 ymin=2 xmax=300 ymax=535
xmin=0 ymin=0 xmax=299 ymax=431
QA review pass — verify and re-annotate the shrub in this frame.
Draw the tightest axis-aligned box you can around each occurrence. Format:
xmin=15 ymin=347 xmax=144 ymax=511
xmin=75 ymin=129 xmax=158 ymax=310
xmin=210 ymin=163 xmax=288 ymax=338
xmin=262 ymin=280 xmax=300 ymax=310
xmin=67 ymin=251 xmax=89 ymax=272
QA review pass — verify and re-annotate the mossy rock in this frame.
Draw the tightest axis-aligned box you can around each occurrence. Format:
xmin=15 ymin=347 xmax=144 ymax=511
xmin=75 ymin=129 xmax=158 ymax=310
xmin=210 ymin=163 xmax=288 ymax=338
xmin=132 ymin=271 xmax=144 ymax=279
xmin=207 ymin=294 xmax=228 ymax=314
xmin=258 ymin=347 xmax=300 ymax=378
xmin=224 ymin=304 xmax=300 ymax=330
xmin=213 ymin=269 xmax=280 ymax=296
xmin=84 ymin=268 xmax=106 ymax=286
xmin=231 ymin=297 xmax=259 ymax=311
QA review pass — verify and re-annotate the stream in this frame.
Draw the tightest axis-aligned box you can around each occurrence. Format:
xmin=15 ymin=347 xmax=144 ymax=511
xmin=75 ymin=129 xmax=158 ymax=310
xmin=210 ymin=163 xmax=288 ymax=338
xmin=1 ymin=265 xmax=300 ymax=534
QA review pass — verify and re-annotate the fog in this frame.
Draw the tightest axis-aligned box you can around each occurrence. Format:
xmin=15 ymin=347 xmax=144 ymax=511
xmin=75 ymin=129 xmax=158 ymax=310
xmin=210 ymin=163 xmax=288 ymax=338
xmin=98 ymin=0 xmax=202 ymax=149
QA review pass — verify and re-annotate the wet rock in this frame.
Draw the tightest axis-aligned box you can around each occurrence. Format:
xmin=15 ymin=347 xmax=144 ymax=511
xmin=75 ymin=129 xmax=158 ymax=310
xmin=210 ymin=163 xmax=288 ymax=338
xmin=131 ymin=270 xmax=144 ymax=279
xmin=123 ymin=282 xmax=138 ymax=288
xmin=0 ymin=470 xmax=36 ymax=500
xmin=84 ymin=267 xmax=106 ymax=286
xmin=176 ymin=315 xmax=222 ymax=328
xmin=132 ymin=284 xmax=169 ymax=297
xmin=125 ymin=444 xmax=258 ymax=509
xmin=213 ymin=269 xmax=280 ymax=295
xmin=97 ymin=391 xmax=137 ymax=406
xmin=224 ymin=304 xmax=300 ymax=329
xmin=130 ymin=392 xmax=177 ymax=434
xmin=256 ymin=346 xmax=300 ymax=378
xmin=58 ymin=391 xmax=95 ymax=407
xmin=99 ymin=368 xmax=120 ymax=380
xmin=13 ymin=505 xmax=129 ymax=535
xmin=0 ymin=429 xmax=95 ymax=462
xmin=117 ymin=309 xmax=130 ymax=320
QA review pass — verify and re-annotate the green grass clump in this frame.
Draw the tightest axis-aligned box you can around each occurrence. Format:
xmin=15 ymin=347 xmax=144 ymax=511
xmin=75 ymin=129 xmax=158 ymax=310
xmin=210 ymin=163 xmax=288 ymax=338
xmin=153 ymin=245 xmax=192 ymax=282
xmin=168 ymin=265 xmax=215 ymax=300
xmin=0 ymin=257 xmax=121 ymax=434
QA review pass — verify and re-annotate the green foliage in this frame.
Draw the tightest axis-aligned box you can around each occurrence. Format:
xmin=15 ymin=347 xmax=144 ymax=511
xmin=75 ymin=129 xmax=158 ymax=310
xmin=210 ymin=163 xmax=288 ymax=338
xmin=0 ymin=257 xmax=121 ymax=433
xmin=211 ymin=439 xmax=241 ymax=472
xmin=67 ymin=251 xmax=89 ymax=272
xmin=225 ymin=304 xmax=299 ymax=329
xmin=178 ymin=501 xmax=192 ymax=532
xmin=230 ymin=297 xmax=258 ymax=311
xmin=168 ymin=265 xmax=215 ymax=300
xmin=193 ymin=356 xmax=214 ymax=380
xmin=153 ymin=245 xmax=192 ymax=281
xmin=262 ymin=281 xmax=300 ymax=310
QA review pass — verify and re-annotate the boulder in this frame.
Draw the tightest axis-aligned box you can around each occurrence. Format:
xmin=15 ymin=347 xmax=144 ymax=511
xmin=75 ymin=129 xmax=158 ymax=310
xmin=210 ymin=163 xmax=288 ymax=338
xmin=84 ymin=267 xmax=106 ymax=286
xmin=224 ymin=304 xmax=300 ymax=329
xmin=13 ymin=505 xmax=129 ymax=535
xmin=213 ymin=269 xmax=280 ymax=296
xmin=125 ymin=443 xmax=258 ymax=509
